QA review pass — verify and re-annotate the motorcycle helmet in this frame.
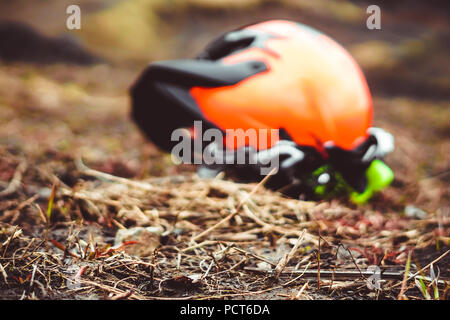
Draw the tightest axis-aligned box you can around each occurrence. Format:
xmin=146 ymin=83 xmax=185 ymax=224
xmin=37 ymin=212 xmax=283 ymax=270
xmin=131 ymin=20 xmax=394 ymax=203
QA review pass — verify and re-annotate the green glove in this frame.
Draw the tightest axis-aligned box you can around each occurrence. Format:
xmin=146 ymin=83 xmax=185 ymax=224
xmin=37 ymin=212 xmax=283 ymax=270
xmin=312 ymin=160 xmax=394 ymax=204
xmin=350 ymin=159 xmax=394 ymax=204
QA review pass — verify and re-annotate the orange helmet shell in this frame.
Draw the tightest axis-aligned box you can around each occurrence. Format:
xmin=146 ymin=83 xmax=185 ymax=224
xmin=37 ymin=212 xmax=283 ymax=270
xmin=190 ymin=20 xmax=373 ymax=151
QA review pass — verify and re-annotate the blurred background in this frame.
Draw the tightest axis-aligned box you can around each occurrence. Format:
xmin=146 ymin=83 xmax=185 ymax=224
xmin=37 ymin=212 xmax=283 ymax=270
xmin=0 ymin=0 xmax=449 ymax=212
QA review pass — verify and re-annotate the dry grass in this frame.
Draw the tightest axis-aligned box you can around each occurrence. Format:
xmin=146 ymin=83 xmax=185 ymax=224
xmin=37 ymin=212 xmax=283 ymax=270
xmin=0 ymin=155 xmax=448 ymax=300
xmin=0 ymin=0 xmax=449 ymax=301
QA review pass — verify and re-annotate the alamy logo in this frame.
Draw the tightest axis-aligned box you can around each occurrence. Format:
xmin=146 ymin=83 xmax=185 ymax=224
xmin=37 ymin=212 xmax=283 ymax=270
xmin=170 ymin=121 xmax=297 ymax=175
xmin=366 ymin=5 xmax=381 ymax=30
xmin=366 ymin=265 xmax=381 ymax=290
xmin=66 ymin=5 xmax=81 ymax=30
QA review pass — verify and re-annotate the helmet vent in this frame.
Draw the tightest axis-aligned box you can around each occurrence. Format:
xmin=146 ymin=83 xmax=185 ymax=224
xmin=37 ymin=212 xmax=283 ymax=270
xmin=197 ymin=29 xmax=258 ymax=61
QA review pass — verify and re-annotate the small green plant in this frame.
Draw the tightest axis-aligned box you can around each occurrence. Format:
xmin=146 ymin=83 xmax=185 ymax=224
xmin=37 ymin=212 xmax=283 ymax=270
xmin=46 ymin=183 xmax=56 ymax=223
xmin=414 ymin=263 xmax=441 ymax=300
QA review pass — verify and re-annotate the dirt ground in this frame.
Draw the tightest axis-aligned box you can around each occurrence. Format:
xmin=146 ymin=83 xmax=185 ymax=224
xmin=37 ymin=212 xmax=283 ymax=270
xmin=0 ymin=0 xmax=449 ymax=300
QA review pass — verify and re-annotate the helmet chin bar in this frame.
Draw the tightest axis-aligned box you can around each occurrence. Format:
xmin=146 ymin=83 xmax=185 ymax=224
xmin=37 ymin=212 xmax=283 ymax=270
xmin=197 ymin=140 xmax=306 ymax=179
xmin=197 ymin=139 xmax=326 ymax=198
xmin=197 ymin=128 xmax=395 ymax=203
